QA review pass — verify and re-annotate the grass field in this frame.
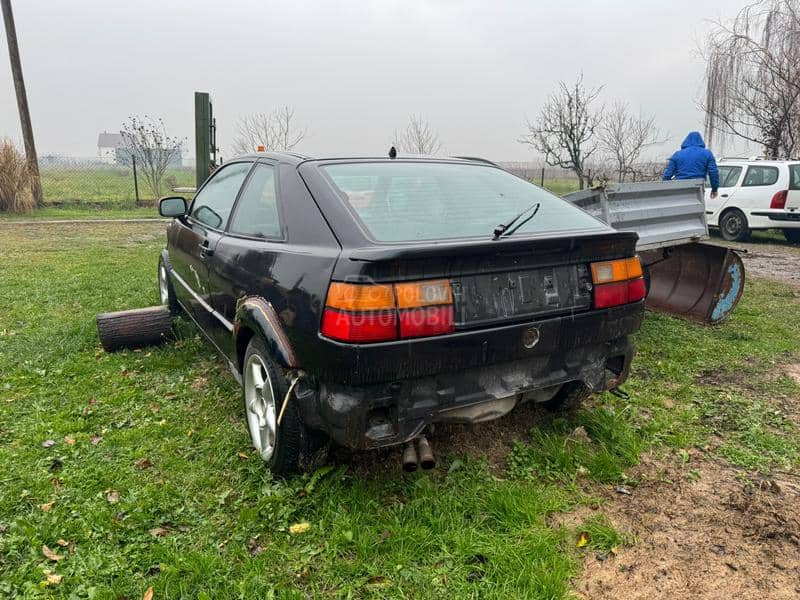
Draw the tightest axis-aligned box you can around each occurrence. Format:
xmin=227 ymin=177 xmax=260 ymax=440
xmin=30 ymin=168 xmax=580 ymax=210
xmin=1 ymin=222 xmax=798 ymax=598
xmin=39 ymin=168 xmax=195 ymax=207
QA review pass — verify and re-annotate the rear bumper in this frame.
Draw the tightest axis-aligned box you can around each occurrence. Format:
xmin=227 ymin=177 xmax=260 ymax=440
xmin=297 ymin=302 xmax=643 ymax=449
xmin=750 ymin=209 xmax=800 ymax=224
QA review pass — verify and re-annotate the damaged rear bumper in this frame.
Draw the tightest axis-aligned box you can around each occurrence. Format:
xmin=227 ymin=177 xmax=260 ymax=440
xmin=297 ymin=303 xmax=642 ymax=449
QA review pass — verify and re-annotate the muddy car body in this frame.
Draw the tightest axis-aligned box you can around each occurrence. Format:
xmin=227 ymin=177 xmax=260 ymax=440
xmin=157 ymin=153 xmax=645 ymax=473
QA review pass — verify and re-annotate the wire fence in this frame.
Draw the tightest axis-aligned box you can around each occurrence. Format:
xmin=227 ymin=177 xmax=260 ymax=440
xmin=38 ymin=155 xmax=195 ymax=208
xmin=32 ymin=156 xmax=667 ymax=211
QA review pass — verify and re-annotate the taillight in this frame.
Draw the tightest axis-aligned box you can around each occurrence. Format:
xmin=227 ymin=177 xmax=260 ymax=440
xmin=771 ymin=190 xmax=788 ymax=209
xmin=321 ymin=279 xmax=455 ymax=343
xmin=590 ymin=257 xmax=646 ymax=309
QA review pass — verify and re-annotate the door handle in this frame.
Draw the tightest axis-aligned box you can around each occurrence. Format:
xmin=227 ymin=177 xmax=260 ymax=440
xmin=199 ymin=240 xmax=214 ymax=258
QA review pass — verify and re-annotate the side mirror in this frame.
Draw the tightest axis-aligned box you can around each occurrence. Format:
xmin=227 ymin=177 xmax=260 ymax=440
xmin=159 ymin=196 xmax=187 ymax=218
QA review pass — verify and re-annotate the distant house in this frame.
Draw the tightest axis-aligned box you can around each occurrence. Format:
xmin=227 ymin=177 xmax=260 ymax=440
xmin=97 ymin=132 xmax=124 ymax=164
xmin=97 ymin=130 xmax=183 ymax=167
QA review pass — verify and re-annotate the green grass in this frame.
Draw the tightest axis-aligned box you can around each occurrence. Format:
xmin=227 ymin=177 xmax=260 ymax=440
xmin=0 ymin=207 xmax=163 ymax=221
xmin=39 ymin=168 xmax=195 ymax=207
xmin=1 ymin=222 xmax=798 ymax=598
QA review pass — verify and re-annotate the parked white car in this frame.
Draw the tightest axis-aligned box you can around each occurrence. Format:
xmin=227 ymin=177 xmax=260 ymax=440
xmin=705 ymin=159 xmax=800 ymax=242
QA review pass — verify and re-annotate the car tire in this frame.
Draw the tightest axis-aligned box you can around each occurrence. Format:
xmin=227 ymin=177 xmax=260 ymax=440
xmin=541 ymin=381 xmax=591 ymax=412
xmin=158 ymin=256 xmax=180 ymax=315
xmin=719 ymin=209 xmax=750 ymax=242
xmin=782 ymin=229 xmax=800 ymax=244
xmin=242 ymin=336 xmax=327 ymax=476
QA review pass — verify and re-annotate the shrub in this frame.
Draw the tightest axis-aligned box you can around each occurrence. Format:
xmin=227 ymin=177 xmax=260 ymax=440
xmin=0 ymin=139 xmax=35 ymax=213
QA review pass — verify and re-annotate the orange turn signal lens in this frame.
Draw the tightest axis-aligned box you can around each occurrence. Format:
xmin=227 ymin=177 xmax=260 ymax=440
xmin=395 ymin=279 xmax=453 ymax=309
xmin=591 ymin=257 xmax=642 ymax=284
xmin=325 ymin=282 xmax=395 ymax=311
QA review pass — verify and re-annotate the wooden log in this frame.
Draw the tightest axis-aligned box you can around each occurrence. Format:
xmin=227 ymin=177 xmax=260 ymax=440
xmin=96 ymin=305 xmax=173 ymax=352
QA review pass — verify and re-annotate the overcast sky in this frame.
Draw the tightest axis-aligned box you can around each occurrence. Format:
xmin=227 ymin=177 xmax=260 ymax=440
xmin=1 ymin=0 xmax=756 ymax=162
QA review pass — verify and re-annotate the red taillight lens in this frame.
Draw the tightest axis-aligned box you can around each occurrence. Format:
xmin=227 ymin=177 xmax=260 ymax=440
xmin=594 ymin=281 xmax=629 ymax=309
xmin=771 ymin=190 xmax=788 ymax=209
xmin=590 ymin=256 xmax=646 ymax=309
xmin=399 ymin=305 xmax=454 ymax=338
xmin=320 ymin=309 xmax=397 ymax=342
xmin=593 ymin=278 xmax=646 ymax=309
xmin=321 ymin=280 xmax=455 ymax=343
xmin=628 ymin=277 xmax=646 ymax=302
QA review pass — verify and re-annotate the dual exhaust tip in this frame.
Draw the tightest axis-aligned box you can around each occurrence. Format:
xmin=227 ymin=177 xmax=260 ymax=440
xmin=402 ymin=435 xmax=435 ymax=472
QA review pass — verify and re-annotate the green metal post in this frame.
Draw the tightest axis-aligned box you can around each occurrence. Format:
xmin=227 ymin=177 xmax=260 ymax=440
xmin=195 ymin=91 xmax=211 ymax=189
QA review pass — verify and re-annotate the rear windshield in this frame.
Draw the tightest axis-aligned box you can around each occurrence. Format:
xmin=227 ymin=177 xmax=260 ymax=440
xmin=321 ymin=162 xmax=605 ymax=242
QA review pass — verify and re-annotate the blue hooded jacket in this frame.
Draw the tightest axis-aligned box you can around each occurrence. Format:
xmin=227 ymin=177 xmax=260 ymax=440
xmin=662 ymin=131 xmax=719 ymax=192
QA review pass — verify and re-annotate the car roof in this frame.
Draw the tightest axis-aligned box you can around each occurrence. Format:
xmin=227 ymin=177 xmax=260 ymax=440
xmin=227 ymin=152 xmax=498 ymax=167
xmin=718 ymin=158 xmax=800 ymax=166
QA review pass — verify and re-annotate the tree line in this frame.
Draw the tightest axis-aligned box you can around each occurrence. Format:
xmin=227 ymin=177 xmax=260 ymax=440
xmin=54 ymin=0 xmax=796 ymax=208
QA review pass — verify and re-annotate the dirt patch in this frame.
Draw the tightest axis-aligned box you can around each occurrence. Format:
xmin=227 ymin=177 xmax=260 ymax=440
xmin=573 ymin=455 xmax=800 ymax=599
xmin=334 ymin=398 xmax=551 ymax=477
xmin=711 ymin=239 xmax=800 ymax=288
xmin=784 ymin=364 xmax=800 ymax=387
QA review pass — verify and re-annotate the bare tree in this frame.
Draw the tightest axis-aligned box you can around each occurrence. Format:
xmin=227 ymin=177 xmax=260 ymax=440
xmin=120 ymin=116 xmax=183 ymax=199
xmin=393 ymin=115 xmax=442 ymax=155
xmin=702 ymin=0 xmax=800 ymax=158
xmin=519 ymin=75 xmax=604 ymax=190
xmin=600 ymin=102 xmax=668 ymax=182
xmin=232 ymin=106 xmax=306 ymax=155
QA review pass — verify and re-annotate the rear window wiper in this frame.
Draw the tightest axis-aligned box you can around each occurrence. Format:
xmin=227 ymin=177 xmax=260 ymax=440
xmin=492 ymin=202 xmax=540 ymax=240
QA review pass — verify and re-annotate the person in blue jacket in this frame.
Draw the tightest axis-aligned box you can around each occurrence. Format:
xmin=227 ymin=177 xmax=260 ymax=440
xmin=662 ymin=131 xmax=719 ymax=199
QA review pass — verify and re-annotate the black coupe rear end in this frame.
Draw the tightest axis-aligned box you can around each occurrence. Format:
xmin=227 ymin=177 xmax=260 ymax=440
xmin=158 ymin=154 xmax=645 ymax=474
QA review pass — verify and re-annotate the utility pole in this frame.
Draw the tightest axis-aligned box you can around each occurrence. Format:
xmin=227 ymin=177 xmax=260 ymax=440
xmin=2 ymin=0 xmax=42 ymax=206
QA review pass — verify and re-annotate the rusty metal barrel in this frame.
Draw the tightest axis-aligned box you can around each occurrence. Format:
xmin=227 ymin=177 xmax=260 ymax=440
xmin=641 ymin=243 xmax=745 ymax=324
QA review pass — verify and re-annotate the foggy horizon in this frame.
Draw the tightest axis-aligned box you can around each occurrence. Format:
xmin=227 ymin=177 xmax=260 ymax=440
xmin=2 ymin=0 xmax=758 ymax=163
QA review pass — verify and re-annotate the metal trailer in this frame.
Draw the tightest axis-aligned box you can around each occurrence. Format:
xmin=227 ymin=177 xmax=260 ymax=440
xmin=564 ymin=179 xmax=745 ymax=324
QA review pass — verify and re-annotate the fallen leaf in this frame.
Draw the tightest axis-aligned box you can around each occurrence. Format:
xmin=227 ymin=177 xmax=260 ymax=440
xmin=64 ymin=436 xmax=75 ymax=446
xmin=106 ymin=490 xmax=120 ymax=503
xmin=44 ymin=570 xmax=62 ymax=585
xmin=576 ymin=531 xmax=590 ymax=548
xmin=40 ymin=501 xmax=54 ymax=512
xmin=134 ymin=457 xmax=152 ymax=469
xmin=150 ymin=403 xmax=160 ymax=413
xmin=42 ymin=545 xmax=63 ymax=562
xmin=56 ymin=538 xmax=69 ymax=547
xmin=289 ymin=522 xmax=310 ymax=535
xmin=42 ymin=439 xmax=55 ymax=449
xmin=143 ymin=586 xmax=154 ymax=600
xmin=149 ymin=527 xmax=168 ymax=537
xmin=237 ymin=451 xmax=249 ymax=460
xmin=366 ymin=575 xmax=390 ymax=587
xmin=90 ymin=436 xmax=102 ymax=445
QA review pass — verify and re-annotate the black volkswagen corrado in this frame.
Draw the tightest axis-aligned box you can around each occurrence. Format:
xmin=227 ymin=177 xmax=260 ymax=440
xmin=157 ymin=153 xmax=645 ymax=474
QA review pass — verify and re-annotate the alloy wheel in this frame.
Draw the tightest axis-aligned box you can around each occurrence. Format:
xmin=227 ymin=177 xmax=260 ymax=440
xmin=244 ymin=354 xmax=277 ymax=461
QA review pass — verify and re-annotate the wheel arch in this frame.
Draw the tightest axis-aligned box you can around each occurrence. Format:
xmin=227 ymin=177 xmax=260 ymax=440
xmin=233 ymin=296 xmax=299 ymax=373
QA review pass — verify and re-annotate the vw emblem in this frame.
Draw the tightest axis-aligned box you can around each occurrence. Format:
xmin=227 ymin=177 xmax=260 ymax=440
xmin=522 ymin=327 xmax=540 ymax=349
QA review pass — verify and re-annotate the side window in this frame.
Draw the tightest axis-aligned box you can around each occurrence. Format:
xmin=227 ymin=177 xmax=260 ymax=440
xmin=716 ymin=166 xmax=742 ymax=188
xmin=742 ymin=165 xmax=779 ymax=187
xmin=228 ymin=164 xmax=281 ymax=238
xmin=190 ymin=162 xmax=252 ymax=229
xmin=790 ymin=165 xmax=800 ymax=190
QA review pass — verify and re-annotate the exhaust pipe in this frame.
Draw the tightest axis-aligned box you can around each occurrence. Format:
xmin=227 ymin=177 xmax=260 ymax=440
xmin=402 ymin=442 xmax=418 ymax=472
xmin=417 ymin=436 xmax=435 ymax=470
